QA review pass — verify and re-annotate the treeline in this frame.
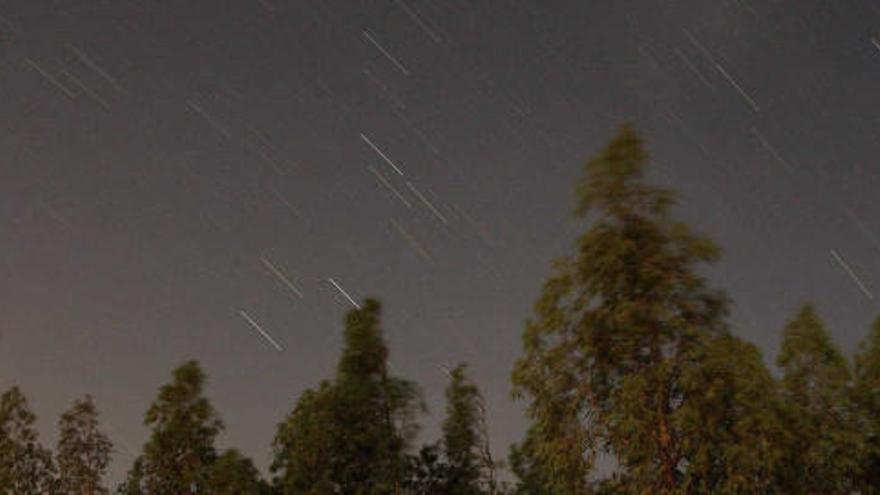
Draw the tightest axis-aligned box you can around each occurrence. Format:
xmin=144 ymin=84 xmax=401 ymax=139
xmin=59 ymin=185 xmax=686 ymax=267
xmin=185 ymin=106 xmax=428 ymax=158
xmin=2 ymin=125 xmax=880 ymax=494
xmin=1 ymin=301 xmax=499 ymax=495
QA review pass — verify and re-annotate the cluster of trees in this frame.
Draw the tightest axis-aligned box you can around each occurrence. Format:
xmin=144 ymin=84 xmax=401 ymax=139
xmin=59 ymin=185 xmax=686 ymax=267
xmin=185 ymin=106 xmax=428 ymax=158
xmin=508 ymin=125 xmax=880 ymax=494
xmin=0 ymin=301 xmax=500 ymax=494
xmin=2 ymin=125 xmax=880 ymax=493
xmin=1 ymin=391 xmax=110 ymax=493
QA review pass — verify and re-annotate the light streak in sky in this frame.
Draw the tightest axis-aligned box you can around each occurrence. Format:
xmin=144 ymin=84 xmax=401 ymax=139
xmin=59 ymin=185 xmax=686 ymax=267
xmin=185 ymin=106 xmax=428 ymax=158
xmin=407 ymin=181 xmax=449 ymax=225
xmin=261 ymin=256 xmax=304 ymax=299
xmin=239 ymin=310 xmax=284 ymax=351
xmin=363 ymin=30 xmax=410 ymax=75
xmin=328 ymin=277 xmax=361 ymax=309
xmin=360 ymin=133 xmax=405 ymax=176
xmin=830 ymin=249 xmax=873 ymax=300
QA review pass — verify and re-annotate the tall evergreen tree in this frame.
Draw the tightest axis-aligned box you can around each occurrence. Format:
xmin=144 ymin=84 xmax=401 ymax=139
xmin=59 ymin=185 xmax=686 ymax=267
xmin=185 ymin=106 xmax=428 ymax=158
xmin=775 ymin=304 xmax=864 ymax=494
xmin=271 ymin=299 xmax=423 ymax=494
xmin=853 ymin=316 xmax=880 ymax=493
xmin=0 ymin=386 xmax=57 ymax=494
xmin=56 ymin=395 xmax=113 ymax=495
xmin=511 ymin=125 xmax=728 ymax=494
xmin=120 ymin=360 xmax=223 ymax=494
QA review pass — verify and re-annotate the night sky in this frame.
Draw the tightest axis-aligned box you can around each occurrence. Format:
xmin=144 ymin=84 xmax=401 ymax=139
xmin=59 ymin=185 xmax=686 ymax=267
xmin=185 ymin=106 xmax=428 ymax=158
xmin=2 ymin=0 xmax=880 ymax=485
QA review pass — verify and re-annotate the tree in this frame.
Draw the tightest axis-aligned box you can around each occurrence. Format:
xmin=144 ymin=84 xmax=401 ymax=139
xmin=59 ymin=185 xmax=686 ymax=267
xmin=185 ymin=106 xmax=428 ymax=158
xmin=675 ymin=334 xmax=787 ymax=493
xmin=56 ymin=395 xmax=113 ymax=495
xmin=333 ymin=299 xmax=423 ymax=493
xmin=206 ymin=449 xmax=269 ymax=494
xmin=507 ymin=426 xmax=554 ymax=495
xmin=120 ymin=360 xmax=223 ymax=494
xmin=406 ymin=364 xmax=498 ymax=495
xmin=0 ymin=386 xmax=57 ymax=494
xmin=441 ymin=363 xmax=497 ymax=494
xmin=271 ymin=381 xmax=340 ymax=493
xmin=271 ymin=299 xmax=423 ymax=494
xmin=775 ymin=304 xmax=864 ymax=494
xmin=511 ymin=125 xmax=728 ymax=494
xmin=404 ymin=443 xmax=450 ymax=495
xmin=116 ymin=456 xmax=145 ymax=495
xmin=853 ymin=316 xmax=880 ymax=493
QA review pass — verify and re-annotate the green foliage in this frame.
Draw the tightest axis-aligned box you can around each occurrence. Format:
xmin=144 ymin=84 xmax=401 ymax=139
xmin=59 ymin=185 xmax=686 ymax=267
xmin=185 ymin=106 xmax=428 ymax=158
xmin=0 ymin=386 xmax=57 ymax=494
xmin=206 ymin=448 xmax=269 ymax=494
xmin=404 ymin=443 xmax=450 ymax=494
xmin=675 ymin=335 xmax=786 ymax=494
xmin=441 ymin=363 xmax=496 ymax=494
xmin=271 ymin=299 xmax=424 ymax=494
xmin=116 ymin=456 xmax=145 ymax=495
xmin=56 ymin=395 xmax=113 ymax=495
xmin=855 ymin=317 xmax=880 ymax=493
xmin=775 ymin=304 xmax=865 ymax=494
xmin=507 ymin=426 xmax=554 ymax=495
xmin=271 ymin=381 xmax=340 ymax=492
xmin=121 ymin=360 xmax=224 ymax=494
xmin=511 ymin=124 xmax=728 ymax=494
xmin=404 ymin=363 xmax=498 ymax=495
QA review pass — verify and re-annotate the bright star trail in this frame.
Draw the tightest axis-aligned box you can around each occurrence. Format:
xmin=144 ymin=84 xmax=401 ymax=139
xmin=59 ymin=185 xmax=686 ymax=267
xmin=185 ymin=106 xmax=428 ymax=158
xmin=1 ymin=0 xmax=879 ymax=486
xmin=360 ymin=132 xmax=405 ymax=176
xmin=328 ymin=277 xmax=361 ymax=309
xmin=239 ymin=310 xmax=284 ymax=352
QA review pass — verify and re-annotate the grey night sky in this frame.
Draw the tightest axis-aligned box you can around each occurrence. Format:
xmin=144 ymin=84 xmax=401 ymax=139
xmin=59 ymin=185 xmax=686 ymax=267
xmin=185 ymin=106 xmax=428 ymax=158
xmin=2 ymin=0 xmax=879 ymax=485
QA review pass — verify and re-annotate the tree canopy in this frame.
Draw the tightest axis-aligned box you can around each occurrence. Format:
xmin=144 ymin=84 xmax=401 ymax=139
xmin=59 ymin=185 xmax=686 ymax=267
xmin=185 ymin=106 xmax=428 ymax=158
xmin=512 ymin=124 xmax=729 ymax=494
xmin=0 ymin=386 xmax=57 ymax=494
xmin=272 ymin=298 xmax=423 ymax=494
xmin=119 ymin=360 xmax=224 ymax=494
xmin=56 ymin=395 xmax=113 ymax=495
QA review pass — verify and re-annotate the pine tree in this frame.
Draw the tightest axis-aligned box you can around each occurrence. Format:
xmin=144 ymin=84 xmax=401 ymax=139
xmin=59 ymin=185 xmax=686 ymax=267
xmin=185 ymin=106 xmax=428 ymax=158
xmin=853 ymin=316 xmax=880 ymax=493
xmin=56 ymin=395 xmax=113 ymax=495
xmin=120 ymin=360 xmax=223 ymax=494
xmin=775 ymin=304 xmax=864 ymax=494
xmin=0 ymin=386 xmax=57 ymax=494
xmin=271 ymin=299 xmax=423 ymax=494
xmin=511 ymin=125 xmax=728 ymax=494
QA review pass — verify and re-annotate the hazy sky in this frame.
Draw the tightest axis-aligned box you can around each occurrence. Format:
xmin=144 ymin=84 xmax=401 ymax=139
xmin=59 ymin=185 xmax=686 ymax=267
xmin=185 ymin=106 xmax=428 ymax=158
xmin=2 ymin=0 xmax=879 ymax=485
